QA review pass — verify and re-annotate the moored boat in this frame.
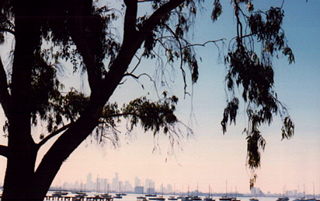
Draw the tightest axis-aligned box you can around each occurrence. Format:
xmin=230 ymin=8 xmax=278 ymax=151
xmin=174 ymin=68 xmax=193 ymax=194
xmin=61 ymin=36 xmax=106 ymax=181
xmin=192 ymin=196 xmax=202 ymax=201
xmin=52 ymin=191 xmax=69 ymax=197
xmin=138 ymin=196 xmax=148 ymax=201
xmin=204 ymin=185 xmax=214 ymax=201
xmin=219 ymin=196 xmax=233 ymax=201
xmin=204 ymin=197 xmax=214 ymax=201
xmin=149 ymin=196 xmax=166 ymax=201
xmin=277 ymin=197 xmax=289 ymax=201
xmin=146 ymin=194 xmax=158 ymax=197
xmin=113 ymin=193 xmax=122 ymax=199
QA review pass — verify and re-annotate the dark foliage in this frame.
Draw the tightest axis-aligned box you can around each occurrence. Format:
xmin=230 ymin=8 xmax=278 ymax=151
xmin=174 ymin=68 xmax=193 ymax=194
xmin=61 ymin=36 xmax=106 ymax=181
xmin=216 ymin=0 xmax=295 ymax=177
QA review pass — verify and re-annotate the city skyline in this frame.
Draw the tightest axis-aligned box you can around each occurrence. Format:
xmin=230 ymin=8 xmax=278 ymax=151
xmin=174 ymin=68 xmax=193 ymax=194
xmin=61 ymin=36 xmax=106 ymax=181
xmin=47 ymin=172 xmax=320 ymax=197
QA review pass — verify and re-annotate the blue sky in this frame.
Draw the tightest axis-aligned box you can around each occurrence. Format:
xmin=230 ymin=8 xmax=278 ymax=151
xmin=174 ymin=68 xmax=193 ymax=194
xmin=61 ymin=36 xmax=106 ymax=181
xmin=0 ymin=0 xmax=319 ymax=194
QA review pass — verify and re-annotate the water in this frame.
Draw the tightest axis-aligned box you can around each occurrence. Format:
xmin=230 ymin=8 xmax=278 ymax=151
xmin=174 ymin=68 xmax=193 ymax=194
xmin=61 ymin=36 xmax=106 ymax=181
xmin=0 ymin=190 xmax=308 ymax=201
xmin=111 ymin=194 xmax=280 ymax=201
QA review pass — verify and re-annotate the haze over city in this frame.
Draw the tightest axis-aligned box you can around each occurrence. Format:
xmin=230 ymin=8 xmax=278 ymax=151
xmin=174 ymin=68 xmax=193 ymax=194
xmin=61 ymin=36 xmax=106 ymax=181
xmin=50 ymin=172 xmax=319 ymax=197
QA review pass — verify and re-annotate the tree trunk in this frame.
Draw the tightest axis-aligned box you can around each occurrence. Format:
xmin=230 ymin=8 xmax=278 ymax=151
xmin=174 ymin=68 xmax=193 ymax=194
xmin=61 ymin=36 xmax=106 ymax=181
xmin=2 ymin=1 xmax=41 ymax=200
xmin=2 ymin=147 xmax=38 ymax=201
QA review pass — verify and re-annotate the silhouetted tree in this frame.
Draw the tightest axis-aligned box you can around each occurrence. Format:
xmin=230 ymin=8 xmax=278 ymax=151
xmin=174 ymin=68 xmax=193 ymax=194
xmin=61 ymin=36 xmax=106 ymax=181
xmin=0 ymin=0 xmax=294 ymax=200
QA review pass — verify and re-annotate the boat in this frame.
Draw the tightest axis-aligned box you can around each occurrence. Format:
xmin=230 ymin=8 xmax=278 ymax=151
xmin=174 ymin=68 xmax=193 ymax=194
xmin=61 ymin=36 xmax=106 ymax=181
xmin=181 ymin=196 xmax=193 ymax=201
xmin=113 ymin=193 xmax=122 ymax=199
xmin=100 ymin=193 xmax=113 ymax=200
xmin=74 ymin=192 xmax=87 ymax=198
xmin=192 ymin=184 xmax=202 ymax=201
xmin=149 ymin=184 xmax=165 ymax=201
xmin=219 ymin=181 xmax=240 ymax=201
xmin=168 ymin=196 xmax=178 ymax=200
xmin=219 ymin=197 xmax=233 ymax=201
xmin=277 ymin=197 xmax=289 ymax=201
xmin=219 ymin=196 xmax=239 ymax=201
xmin=94 ymin=194 xmax=105 ymax=199
xmin=249 ymin=198 xmax=259 ymax=201
xmin=168 ymin=185 xmax=178 ymax=200
xmin=138 ymin=196 xmax=148 ymax=201
xmin=52 ymin=191 xmax=68 ymax=197
xmin=191 ymin=196 xmax=202 ymax=201
xmin=149 ymin=196 xmax=166 ymax=201
xmin=204 ymin=185 xmax=215 ymax=201
xmin=146 ymin=194 xmax=158 ymax=197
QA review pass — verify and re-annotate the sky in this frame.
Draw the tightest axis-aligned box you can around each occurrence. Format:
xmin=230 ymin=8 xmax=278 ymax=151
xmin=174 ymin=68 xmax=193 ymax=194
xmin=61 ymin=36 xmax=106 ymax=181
xmin=0 ymin=0 xmax=320 ymax=195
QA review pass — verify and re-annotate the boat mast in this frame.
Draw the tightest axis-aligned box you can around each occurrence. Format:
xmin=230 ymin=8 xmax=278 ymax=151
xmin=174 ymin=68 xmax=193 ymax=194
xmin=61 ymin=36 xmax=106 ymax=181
xmin=161 ymin=184 xmax=164 ymax=196
xmin=313 ymin=182 xmax=315 ymax=198
xmin=96 ymin=176 xmax=100 ymax=193
xmin=226 ymin=181 xmax=228 ymax=197
xmin=197 ymin=183 xmax=199 ymax=196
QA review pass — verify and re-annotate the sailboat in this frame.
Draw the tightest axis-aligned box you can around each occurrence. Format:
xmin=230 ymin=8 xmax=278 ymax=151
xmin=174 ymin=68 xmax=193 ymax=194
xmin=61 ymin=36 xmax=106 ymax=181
xmin=219 ymin=182 xmax=239 ymax=201
xmin=113 ymin=182 xmax=125 ymax=199
xmin=138 ymin=196 xmax=148 ymax=201
xmin=113 ymin=194 xmax=122 ymax=199
xmin=219 ymin=181 xmax=232 ymax=201
xmin=181 ymin=185 xmax=192 ymax=201
xmin=190 ymin=184 xmax=202 ymax=201
xmin=145 ymin=184 xmax=157 ymax=197
xmin=204 ymin=185 xmax=214 ymax=201
xmin=307 ymin=183 xmax=317 ymax=201
xmin=168 ymin=196 xmax=178 ymax=200
xmin=168 ymin=185 xmax=178 ymax=200
xmin=192 ymin=184 xmax=202 ymax=201
xmin=277 ymin=197 xmax=289 ymax=201
xmin=249 ymin=187 xmax=259 ymax=201
xmin=148 ymin=185 xmax=165 ymax=201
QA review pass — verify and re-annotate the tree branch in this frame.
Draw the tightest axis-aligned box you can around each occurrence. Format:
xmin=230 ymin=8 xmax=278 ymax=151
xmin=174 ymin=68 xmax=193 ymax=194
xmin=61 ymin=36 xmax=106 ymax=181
xmin=0 ymin=28 xmax=15 ymax=36
xmin=36 ymin=124 xmax=72 ymax=149
xmin=123 ymin=0 xmax=138 ymax=41
xmin=137 ymin=0 xmax=153 ymax=2
xmin=68 ymin=0 xmax=103 ymax=92
xmin=0 ymin=145 xmax=8 ymax=158
xmin=0 ymin=56 xmax=11 ymax=118
xmin=163 ymin=24 xmax=187 ymax=96
xmin=101 ymin=112 xmax=144 ymax=121
xmin=124 ymin=72 xmax=153 ymax=81
xmin=140 ymin=0 xmax=187 ymax=33
xmin=183 ymin=39 xmax=226 ymax=48
xmin=129 ymin=54 xmax=143 ymax=74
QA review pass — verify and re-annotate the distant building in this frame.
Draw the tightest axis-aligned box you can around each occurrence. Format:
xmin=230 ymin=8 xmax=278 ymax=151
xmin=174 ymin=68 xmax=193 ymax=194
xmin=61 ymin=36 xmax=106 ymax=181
xmin=86 ymin=173 xmax=94 ymax=191
xmin=135 ymin=186 xmax=144 ymax=194
xmin=146 ymin=187 xmax=156 ymax=194
xmin=112 ymin=173 xmax=119 ymax=192
xmin=124 ymin=180 xmax=133 ymax=192
xmin=135 ymin=177 xmax=141 ymax=187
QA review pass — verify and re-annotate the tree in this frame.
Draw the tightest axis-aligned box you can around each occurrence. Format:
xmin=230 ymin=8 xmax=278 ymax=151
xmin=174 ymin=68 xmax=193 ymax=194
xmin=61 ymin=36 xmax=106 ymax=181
xmin=0 ymin=0 xmax=295 ymax=200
